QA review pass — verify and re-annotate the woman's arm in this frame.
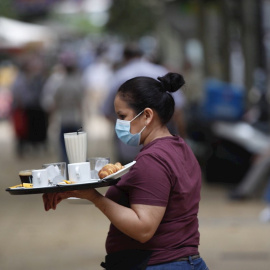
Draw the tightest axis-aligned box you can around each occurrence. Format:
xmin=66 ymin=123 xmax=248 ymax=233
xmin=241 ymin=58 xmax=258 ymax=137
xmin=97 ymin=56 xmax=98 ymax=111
xmin=92 ymin=191 xmax=166 ymax=243
xmin=43 ymin=189 xmax=165 ymax=243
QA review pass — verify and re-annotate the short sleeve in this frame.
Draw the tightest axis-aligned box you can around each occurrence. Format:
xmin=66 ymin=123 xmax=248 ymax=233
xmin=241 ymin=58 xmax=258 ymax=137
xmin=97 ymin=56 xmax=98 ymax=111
xmin=120 ymin=154 xmax=172 ymax=206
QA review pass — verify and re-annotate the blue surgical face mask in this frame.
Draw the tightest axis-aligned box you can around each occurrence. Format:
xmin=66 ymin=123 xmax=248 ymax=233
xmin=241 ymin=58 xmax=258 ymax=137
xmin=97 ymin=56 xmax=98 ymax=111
xmin=115 ymin=110 xmax=146 ymax=146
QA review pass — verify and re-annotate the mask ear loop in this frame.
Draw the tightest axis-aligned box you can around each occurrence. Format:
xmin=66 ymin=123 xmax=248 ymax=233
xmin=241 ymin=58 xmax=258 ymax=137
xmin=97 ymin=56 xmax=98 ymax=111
xmin=130 ymin=110 xmax=144 ymax=122
xmin=139 ymin=126 xmax=147 ymax=134
xmin=130 ymin=110 xmax=147 ymax=137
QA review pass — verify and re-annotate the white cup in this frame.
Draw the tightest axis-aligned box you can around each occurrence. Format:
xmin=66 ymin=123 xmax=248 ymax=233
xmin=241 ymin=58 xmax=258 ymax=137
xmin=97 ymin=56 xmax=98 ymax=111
xmin=68 ymin=162 xmax=91 ymax=183
xmin=87 ymin=157 xmax=110 ymax=179
xmin=32 ymin=169 xmax=48 ymax=188
xmin=64 ymin=132 xmax=87 ymax=164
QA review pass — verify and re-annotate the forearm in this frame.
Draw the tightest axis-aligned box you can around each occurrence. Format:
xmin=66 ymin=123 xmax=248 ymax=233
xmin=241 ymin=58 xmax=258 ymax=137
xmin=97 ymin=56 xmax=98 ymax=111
xmin=46 ymin=189 xmax=163 ymax=242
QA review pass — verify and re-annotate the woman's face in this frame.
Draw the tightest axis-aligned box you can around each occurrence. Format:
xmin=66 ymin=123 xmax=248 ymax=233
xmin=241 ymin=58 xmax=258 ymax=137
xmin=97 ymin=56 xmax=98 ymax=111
xmin=114 ymin=94 xmax=144 ymax=134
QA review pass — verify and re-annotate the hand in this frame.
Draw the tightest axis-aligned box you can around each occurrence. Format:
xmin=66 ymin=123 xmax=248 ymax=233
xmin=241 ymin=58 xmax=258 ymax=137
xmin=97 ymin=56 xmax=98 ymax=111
xmin=43 ymin=191 xmax=72 ymax=211
xmin=42 ymin=189 xmax=101 ymax=211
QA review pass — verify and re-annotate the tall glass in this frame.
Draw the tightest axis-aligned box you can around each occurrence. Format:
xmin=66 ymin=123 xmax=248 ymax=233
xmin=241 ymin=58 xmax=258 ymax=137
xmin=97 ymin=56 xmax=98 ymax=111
xmin=64 ymin=131 xmax=87 ymax=164
xmin=87 ymin=157 xmax=110 ymax=179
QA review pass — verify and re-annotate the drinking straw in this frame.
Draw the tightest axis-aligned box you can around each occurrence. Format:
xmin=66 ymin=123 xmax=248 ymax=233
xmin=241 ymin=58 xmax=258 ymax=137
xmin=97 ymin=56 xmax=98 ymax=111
xmin=77 ymin=127 xmax=83 ymax=135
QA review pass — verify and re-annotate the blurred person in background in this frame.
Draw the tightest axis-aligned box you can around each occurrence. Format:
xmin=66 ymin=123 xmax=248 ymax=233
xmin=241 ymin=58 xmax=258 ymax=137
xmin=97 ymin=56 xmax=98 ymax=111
xmin=229 ymin=148 xmax=270 ymax=201
xmin=228 ymin=144 xmax=270 ymax=222
xmin=41 ymin=52 xmax=85 ymax=164
xmin=82 ymin=44 xmax=113 ymax=117
xmin=0 ymin=61 xmax=16 ymax=119
xmin=101 ymin=42 xmax=187 ymax=164
xmin=11 ymin=54 xmax=48 ymax=157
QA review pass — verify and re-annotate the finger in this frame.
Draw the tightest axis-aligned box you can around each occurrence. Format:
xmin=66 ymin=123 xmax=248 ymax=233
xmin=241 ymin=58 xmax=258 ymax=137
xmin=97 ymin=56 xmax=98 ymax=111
xmin=42 ymin=193 xmax=50 ymax=211
xmin=53 ymin=193 xmax=61 ymax=210
xmin=44 ymin=192 xmax=74 ymax=211
xmin=47 ymin=192 xmax=56 ymax=211
xmin=52 ymin=192 xmax=68 ymax=210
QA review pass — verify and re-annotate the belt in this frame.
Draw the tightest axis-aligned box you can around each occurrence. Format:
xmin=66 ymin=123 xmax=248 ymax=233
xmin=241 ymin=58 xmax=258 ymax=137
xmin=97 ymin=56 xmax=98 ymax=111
xmin=173 ymin=254 xmax=200 ymax=262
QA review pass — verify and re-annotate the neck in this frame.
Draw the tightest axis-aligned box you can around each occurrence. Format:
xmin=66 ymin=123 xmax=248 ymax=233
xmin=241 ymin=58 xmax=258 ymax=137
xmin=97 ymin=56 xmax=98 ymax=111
xmin=143 ymin=125 xmax=172 ymax=145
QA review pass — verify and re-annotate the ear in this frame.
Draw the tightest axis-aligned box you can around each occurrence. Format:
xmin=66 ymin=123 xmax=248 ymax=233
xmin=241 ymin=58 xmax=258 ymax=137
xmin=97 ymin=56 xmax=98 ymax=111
xmin=143 ymin=108 xmax=153 ymax=124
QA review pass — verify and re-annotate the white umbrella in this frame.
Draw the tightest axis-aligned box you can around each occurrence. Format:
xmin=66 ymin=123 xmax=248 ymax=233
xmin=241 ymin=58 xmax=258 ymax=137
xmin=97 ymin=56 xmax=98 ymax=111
xmin=0 ymin=17 xmax=57 ymax=49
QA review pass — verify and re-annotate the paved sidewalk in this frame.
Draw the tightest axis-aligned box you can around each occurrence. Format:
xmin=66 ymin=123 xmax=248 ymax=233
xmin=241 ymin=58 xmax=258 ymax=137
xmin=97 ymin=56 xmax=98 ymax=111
xmin=1 ymin=120 xmax=270 ymax=270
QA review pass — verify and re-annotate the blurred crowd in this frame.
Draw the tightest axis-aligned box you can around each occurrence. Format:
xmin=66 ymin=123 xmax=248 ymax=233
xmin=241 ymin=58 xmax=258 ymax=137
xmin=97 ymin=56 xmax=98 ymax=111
xmin=1 ymin=37 xmax=270 ymax=223
xmin=0 ymin=39 xmax=187 ymax=163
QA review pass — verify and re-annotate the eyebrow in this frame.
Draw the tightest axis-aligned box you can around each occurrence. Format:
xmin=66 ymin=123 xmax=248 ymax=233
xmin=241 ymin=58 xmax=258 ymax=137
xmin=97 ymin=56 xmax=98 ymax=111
xmin=116 ymin=110 xmax=125 ymax=116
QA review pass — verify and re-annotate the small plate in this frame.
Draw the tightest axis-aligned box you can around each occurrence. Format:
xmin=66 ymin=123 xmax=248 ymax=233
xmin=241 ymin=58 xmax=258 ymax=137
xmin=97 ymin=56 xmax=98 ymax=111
xmin=102 ymin=161 xmax=136 ymax=180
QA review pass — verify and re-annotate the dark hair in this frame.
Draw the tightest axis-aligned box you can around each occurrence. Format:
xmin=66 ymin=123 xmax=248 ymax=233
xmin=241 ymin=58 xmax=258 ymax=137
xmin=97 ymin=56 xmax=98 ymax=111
xmin=117 ymin=72 xmax=185 ymax=125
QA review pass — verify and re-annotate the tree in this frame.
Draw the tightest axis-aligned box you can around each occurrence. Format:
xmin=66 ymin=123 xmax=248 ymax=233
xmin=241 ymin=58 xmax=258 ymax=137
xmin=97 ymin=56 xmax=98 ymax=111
xmin=0 ymin=0 xmax=16 ymax=18
xmin=106 ymin=0 xmax=158 ymax=40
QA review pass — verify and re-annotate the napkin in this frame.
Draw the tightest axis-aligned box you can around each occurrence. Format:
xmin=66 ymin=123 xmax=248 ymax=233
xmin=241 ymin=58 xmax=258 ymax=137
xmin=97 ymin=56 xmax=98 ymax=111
xmin=46 ymin=165 xmax=65 ymax=185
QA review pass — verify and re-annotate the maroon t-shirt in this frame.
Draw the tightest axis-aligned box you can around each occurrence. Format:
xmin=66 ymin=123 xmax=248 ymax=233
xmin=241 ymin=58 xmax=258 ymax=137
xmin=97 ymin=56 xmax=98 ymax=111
xmin=105 ymin=136 xmax=201 ymax=265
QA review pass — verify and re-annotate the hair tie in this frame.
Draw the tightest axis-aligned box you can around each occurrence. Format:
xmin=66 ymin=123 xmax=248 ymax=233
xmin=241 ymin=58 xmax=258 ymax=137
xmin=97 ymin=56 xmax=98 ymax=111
xmin=157 ymin=78 xmax=167 ymax=93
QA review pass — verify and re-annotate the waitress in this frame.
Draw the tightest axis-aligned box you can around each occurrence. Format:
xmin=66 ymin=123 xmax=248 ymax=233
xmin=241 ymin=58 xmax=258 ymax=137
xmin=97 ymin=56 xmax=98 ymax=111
xmin=43 ymin=72 xmax=209 ymax=270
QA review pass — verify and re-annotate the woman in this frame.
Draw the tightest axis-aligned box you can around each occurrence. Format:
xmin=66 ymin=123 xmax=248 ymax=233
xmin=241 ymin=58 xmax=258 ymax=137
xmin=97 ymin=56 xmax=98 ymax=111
xmin=43 ymin=72 xmax=209 ymax=270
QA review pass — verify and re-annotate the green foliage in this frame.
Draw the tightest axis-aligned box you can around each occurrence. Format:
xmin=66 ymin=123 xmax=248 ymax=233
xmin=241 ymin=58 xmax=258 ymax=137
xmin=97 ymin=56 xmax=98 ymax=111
xmin=106 ymin=0 xmax=158 ymax=40
xmin=0 ymin=0 xmax=16 ymax=18
xmin=50 ymin=12 xmax=104 ymax=36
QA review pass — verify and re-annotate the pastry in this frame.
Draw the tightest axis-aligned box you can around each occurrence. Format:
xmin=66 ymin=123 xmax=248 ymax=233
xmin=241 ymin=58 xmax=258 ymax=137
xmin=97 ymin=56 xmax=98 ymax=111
xmin=115 ymin=162 xmax=124 ymax=170
xmin=98 ymin=162 xmax=124 ymax=179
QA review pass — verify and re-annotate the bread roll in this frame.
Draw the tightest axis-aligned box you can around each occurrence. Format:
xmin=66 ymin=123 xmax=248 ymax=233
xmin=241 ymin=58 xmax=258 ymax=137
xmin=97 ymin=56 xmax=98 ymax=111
xmin=115 ymin=162 xmax=124 ymax=170
xmin=98 ymin=162 xmax=124 ymax=179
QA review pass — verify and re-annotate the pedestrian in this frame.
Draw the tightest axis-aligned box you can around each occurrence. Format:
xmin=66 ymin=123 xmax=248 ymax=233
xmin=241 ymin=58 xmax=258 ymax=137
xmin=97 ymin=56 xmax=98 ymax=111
xmin=41 ymin=52 xmax=85 ymax=163
xmin=82 ymin=45 xmax=113 ymax=117
xmin=229 ymin=148 xmax=270 ymax=200
xmin=11 ymin=54 xmax=48 ymax=157
xmin=42 ymin=72 xmax=209 ymax=270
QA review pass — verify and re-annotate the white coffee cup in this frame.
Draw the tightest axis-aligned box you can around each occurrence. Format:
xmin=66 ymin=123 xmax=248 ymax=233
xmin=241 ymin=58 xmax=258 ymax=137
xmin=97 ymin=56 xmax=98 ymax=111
xmin=64 ymin=132 xmax=87 ymax=164
xmin=32 ymin=169 xmax=48 ymax=188
xmin=68 ymin=162 xmax=91 ymax=183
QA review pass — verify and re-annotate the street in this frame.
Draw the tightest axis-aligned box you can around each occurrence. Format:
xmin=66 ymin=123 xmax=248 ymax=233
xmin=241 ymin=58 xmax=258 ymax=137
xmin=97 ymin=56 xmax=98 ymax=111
xmin=1 ymin=119 xmax=270 ymax=270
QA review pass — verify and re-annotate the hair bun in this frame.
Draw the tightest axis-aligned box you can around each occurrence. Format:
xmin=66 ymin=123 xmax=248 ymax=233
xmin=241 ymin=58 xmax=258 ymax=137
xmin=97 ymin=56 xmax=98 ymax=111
xmin=157 ymin=72 xmax=185 ymax=93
